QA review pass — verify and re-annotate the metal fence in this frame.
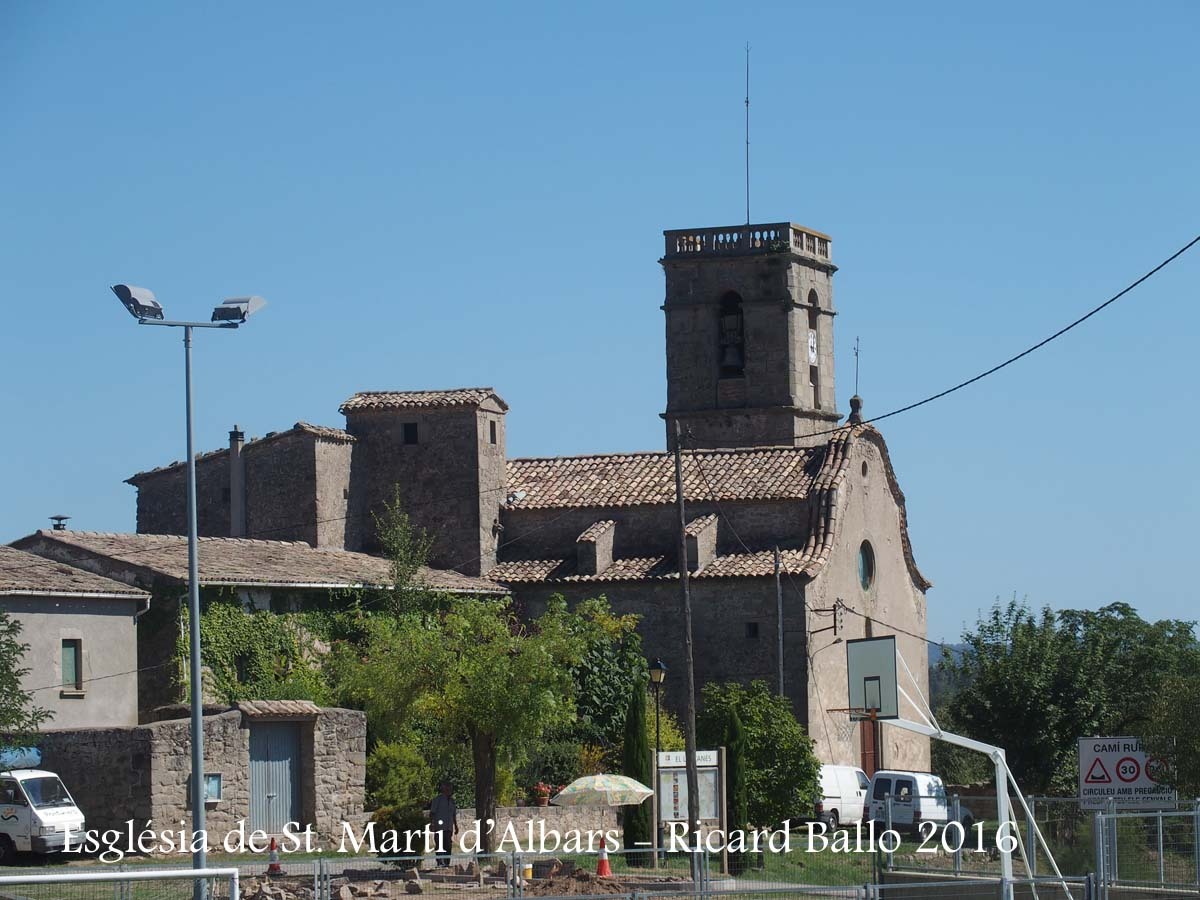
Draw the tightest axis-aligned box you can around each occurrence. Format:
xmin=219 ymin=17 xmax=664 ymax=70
xmin=8 ymin=823 xmax=1197 ymax=900
xmin=0 ymin=868 xmax=238 ymax=900
xmin=1095 ymin=805 xmax=1200 ymax=891
xmin=0 ymin=866 xmax=1110 ymax=900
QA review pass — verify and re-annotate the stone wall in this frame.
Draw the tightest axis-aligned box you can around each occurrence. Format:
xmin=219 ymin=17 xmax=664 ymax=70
xmin=132 ymin=451 xmax=230 ymax=537
xmin=244 ymin=431 xmax=319 ymax=545
xmin=804 ymin=437 xmax=930 ymax=771
xmin=315 ymin=440 xmax=354 ymax=549
xmin=35 ymin=722 xmax=155 ymax=828
xmin=35 ymin=707 xmax=366 ymax=842
xmin=343 ymin=403 xmax=505 ymax=575
xmin=307 ymin=708 xmax=368 ymax=839
xmin=661 ymin=251 xmax=839 ymax=449
xmin=130 ymin=430 xmax=354 ymax=549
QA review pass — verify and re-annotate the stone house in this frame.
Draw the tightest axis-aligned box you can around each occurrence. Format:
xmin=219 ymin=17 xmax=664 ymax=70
xmin=0 ymin=544 xmax=148 ymax=728
xmin=116 ymin=220 xmax=933 ymax=773
xmin=35 ymin=700 xmax=365 ymax=841
xmin=11 ymin=529 xmax=505 ymax=715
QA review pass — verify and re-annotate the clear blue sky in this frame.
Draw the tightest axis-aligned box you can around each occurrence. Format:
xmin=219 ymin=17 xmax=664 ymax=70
xmin=2 ymin=1 xmax=1197 ymax=643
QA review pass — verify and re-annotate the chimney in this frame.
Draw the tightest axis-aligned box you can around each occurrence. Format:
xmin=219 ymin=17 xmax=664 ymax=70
xmin=49 ymin=515 xmax=71 ymax=531
xmin=229 ymin=425 xmax=246 ymax=537
xmin=684 ymin=514 xmax=718 ymax=572
xmin=576 ymin=520 xmax=615 ymax=576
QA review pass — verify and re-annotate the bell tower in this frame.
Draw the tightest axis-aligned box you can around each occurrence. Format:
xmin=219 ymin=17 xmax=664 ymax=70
xmin=660 ymin=222 xmax=841 ymax=449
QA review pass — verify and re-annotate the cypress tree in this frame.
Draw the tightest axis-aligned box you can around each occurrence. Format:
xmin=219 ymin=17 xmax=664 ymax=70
xmin=725 ymin=708 xmax=749 ymax=875
xmin=621 ymin=679 xmax=653 ymax=867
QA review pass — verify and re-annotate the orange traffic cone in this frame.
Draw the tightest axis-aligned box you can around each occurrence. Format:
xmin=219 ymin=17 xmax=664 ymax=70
xmin=596 ymin=842 xmax=613 ymax=877
xmin=267 ymin=837 xmax=284 ymax=876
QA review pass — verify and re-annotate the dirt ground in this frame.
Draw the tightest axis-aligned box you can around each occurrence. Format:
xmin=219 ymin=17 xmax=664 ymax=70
xmin=523 ymin=871 xmax=632 ymax=896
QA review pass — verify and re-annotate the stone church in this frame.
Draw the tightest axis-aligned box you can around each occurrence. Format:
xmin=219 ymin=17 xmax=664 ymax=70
xmin=124 ymin=221 xmax=932 ymax=773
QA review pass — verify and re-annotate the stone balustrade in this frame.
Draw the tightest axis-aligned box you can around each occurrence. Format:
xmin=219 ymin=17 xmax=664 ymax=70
xmin=663 ymin=222 xmax=831 ymax=261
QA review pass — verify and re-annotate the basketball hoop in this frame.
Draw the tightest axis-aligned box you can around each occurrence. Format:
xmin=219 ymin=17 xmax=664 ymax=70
xmin=826 ymin=707 xmax=876 ymax=742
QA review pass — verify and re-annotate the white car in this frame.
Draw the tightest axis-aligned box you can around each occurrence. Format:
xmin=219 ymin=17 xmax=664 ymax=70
xmin=866 ymin=770 xmax=974 ymax=833
xmin=0 ymin=769 xmax=86 ymax=863
xmin=814 ymin=764 xmax=870 ymax=829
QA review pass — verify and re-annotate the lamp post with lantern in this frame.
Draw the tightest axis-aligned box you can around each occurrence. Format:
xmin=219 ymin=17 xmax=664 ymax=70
xmin=649 ymin=658 xmax=668 ymax=859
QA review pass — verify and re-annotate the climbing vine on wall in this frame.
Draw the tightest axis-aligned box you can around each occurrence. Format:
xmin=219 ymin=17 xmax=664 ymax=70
xmin=175 ymin=588 xmax=369 ymax=705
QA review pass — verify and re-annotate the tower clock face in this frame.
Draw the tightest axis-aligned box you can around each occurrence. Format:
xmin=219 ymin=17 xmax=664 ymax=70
xmin=808 ymin=330 xmax=818 ymax=363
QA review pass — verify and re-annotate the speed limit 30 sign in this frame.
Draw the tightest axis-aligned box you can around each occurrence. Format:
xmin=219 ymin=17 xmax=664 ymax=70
xmin=1078 ymin=736 xmax=1177 ymax=810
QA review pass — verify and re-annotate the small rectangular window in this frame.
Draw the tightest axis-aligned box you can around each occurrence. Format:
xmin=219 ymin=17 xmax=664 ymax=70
xmin=872 ymin=777 xmax=892 ymax=800
xmin=402 ymin=423 xmax=418 ymax=445
xmin=61 ymin=639 xmax=82 ymax=689
xmin=745 ymin=622 xmax=759 ymax=639
xmin=489 ymin=421 xmax=497 ymax=445
xmin=810 ymin=365 xmax=821 ymax=408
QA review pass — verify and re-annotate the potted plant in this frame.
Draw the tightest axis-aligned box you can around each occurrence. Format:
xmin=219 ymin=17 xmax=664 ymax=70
xmin=533 ymin=782 xmax=553 ymax=807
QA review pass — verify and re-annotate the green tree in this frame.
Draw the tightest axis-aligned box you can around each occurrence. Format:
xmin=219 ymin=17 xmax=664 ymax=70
xmin=940 ymin=599 xmax=1200 ymax=793
xmin=697 ymin=680 xmax=820 ymax=827
xmin=374 ymin=487 xmax=437 ymax=617
xmin=940 ymin=600 xmax=1093 ymax=793
xmin=723 ymin=708 xmax=749 ymax=875
xmin=621 ymin=678 xmax=653 ymax=866
xmin=567 ymin=597 xmax=645 ymax=757
xmin=340 ymin=597 xmax=588 ymax=851
xmin=1144 ymin=673 xmax=1200 ymax=798
xmin=365 ymin=740 xmax=434 ymax=836
xmin=0 ymin=611 xmax=50 ymax=742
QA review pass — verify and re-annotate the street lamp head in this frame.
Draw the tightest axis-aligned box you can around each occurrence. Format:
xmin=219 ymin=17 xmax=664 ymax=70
xmin=111 ymin=284 xmax=164 ymax=320
xmin=649 ymin=658 xmax=668 ymax=684
xmin=211 ymin=296 xmax=267 ymax=323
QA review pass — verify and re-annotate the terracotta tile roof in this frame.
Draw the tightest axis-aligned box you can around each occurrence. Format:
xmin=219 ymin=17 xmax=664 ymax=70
xmin=488 ymin=546 xmax=828 ymax=584
xmin=684 ymin=513 xmax=718 ymax=537
xmin=12 ymin=531 xmax=505 ymax=595
xmin=339 ymin=388 xmax=508 ymax=413
xmin=237 ymin=699 xmax=321 ymax=718
xmin=0 ymin=545 xmax=149 ymax=599
xmin=577 ymin=520 xmax=615 ymax=543
xmin=491 ymin=425 xmax=931 ymax=592
xmin=126 ymin=421 xmax=354 ymax=484
xmin=505 ymin=445 xmax=826 ymax=510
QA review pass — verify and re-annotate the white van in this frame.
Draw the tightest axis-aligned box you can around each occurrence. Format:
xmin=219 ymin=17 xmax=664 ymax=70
xmin=0 ymin=769 xmax=86 ymax=863
xmin=814 ymin=764 xmax=870 ymax=829
xmin=866 ymin=770 xmax=974 ymax=833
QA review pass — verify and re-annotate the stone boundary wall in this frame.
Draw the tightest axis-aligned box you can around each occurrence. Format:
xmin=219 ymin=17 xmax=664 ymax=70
xmin=34 ymin=706 xmax=365 ymax=843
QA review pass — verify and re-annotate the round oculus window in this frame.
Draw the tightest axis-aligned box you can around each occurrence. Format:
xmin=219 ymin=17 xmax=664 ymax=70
xmin=858 ymin=541 xmax=875 ymax=591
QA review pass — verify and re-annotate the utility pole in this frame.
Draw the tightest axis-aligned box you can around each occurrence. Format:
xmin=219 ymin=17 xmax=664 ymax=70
xmin=672 ymin=421 xmax=701 ymax=876
xmin=774 ymin=546 xmax=784 ymax=696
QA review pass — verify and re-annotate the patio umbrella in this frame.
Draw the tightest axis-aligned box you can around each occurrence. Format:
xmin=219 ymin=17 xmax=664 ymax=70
xmin=551 ymin=774 xmax=653 ymax=806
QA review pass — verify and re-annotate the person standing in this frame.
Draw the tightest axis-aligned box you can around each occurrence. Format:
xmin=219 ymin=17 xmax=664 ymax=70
xmin=430 ymin=780 xmax=458 ymax=868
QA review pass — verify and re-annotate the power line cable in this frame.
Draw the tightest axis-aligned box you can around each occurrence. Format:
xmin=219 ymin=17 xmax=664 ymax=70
xmin=801 ymin=231 xmax=1200 ymax=439
xmin=24 ymin=660 xmax=175 ymax=695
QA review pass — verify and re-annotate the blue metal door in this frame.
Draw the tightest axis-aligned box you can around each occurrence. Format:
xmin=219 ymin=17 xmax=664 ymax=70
xmin=249 ymin=723 xmax=301 ymax=833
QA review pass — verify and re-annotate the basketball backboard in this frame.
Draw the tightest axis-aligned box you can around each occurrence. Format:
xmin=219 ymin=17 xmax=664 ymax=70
xmin=846 ymin=635 xmax=899 ymax=720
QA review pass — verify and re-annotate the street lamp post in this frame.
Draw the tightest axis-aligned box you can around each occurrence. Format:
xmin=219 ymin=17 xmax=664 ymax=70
xmin=649 ymin=658 xmax=667 ymax=859
xmin=111 ymin=286 xmax=265 ymax=898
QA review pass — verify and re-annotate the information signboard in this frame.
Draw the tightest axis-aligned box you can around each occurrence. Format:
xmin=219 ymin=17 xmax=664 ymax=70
xmin=1078 ymin=736 xmax=1176 ymax=810
xmin=657 ymin=750 xmax=720 ymax=821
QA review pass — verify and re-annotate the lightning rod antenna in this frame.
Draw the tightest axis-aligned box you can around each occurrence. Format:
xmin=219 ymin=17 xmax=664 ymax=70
xmin=745 ymin=42 xmax=751 ymax=228
xmin=854 ymin=336 xmax=861 ymax=395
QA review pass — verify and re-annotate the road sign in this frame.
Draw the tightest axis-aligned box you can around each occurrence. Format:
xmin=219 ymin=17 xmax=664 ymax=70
xmin=1078 ymin=736 xmax=1177 ymax=810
